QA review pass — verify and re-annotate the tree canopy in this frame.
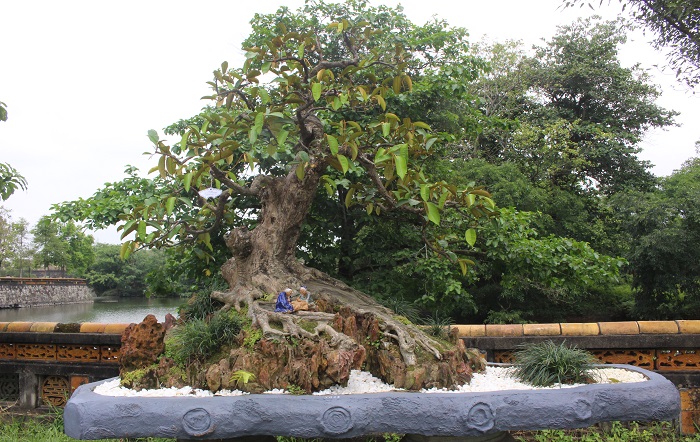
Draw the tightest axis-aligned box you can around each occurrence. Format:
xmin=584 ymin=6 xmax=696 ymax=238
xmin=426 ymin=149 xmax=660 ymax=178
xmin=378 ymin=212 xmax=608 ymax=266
xmin=58 ymin=0 xmax=496 ymax=273
xmin=563 ymin=0 xmax=700 ymax=87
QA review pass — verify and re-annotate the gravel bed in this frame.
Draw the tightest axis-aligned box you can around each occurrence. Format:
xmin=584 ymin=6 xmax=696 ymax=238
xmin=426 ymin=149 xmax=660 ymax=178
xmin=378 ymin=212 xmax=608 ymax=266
xmin=93 ymin=366 xmax=646 ymax=398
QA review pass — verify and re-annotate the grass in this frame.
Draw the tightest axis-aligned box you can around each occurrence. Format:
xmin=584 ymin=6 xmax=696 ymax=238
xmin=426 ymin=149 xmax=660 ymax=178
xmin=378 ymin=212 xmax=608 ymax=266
xmin=0 ymin=414 xmax=697 ymax=442
xmin=511 ymin=340 xmax=597 ymax=387
xmin=514 ymin=421 xmax=700 ymax=441
xmin=0 ymin=409 xmax=173 ymax=442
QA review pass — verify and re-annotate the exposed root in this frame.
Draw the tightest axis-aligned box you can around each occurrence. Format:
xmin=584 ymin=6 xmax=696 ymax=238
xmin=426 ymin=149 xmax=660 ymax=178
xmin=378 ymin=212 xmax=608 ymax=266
xmin=211 ymin=287 xmax=255 ymax=312
xmin=213 ymin=270 xmax=449 ymax=371
xmin=315 ymin=323 xmax=358 ymax=351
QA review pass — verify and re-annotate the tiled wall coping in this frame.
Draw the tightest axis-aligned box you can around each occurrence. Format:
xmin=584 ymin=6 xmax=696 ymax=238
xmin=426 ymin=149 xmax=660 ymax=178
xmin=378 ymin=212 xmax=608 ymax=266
xmin=0 ymin=322 xmax=131 ymax=334
xmin=454 ymin=320 xmax=700 ymax=337
xmin=0 ymin=320 xmax=697 ymax=338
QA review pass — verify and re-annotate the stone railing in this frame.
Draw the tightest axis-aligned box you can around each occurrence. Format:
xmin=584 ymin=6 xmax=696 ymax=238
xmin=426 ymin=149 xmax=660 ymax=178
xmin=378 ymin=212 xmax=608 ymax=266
xmin=0 ymin=320 xmax=697 ymax=434
xmin=0 ymin=322 xmax=129 ymax=408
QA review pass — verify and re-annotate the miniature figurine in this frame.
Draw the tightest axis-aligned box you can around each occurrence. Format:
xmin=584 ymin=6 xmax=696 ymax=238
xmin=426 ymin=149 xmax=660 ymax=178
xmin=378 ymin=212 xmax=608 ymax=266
xmin=291 ymin=286 xmax=311 ymax=311
xmin=275 ymin=288 xmax=294 ymax=313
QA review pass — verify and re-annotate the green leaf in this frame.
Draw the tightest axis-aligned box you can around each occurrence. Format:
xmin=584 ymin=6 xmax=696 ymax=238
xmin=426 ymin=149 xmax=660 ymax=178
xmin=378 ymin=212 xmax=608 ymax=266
xmin=465 ymin=228 xmax=477 ymax=247
xmin=312 ymin=83 xmax=322 ymax=101
xmin=198 ymin=232 xmax=213 ymax=252
xmin=254 ymin=112 xmax=264 ymax=134
xmin=327 ymin=135 xmax=339 ymax=155
xmin=147 ymin=129 xmax=159 ymax=145
xmin=420 ymin=184 xmax=430 ymax=202
xmin=119 ymin=241 xmax=133 ymax=260
xmin=276 ymin=129 xmax=289 ymax=146
xmin=295 ymin=162 xmax=305 ymax=180
xmin=425 ymin=201 xmax=440 ymax=225
xmin=183 ymin=172 xmax=193 ymax=192
xmin=337 ymin=154 xmax=349 ymax=174
xmin=458 ymin=259 xmax=468 ymax=276
xmin=394 ymin=144 xmax=408 ymax=179
xmin=381 ymin=122 xmax=391 ymax=137
xmin=344 ymin=187 xmax=355 ymax=207
xmin=165 ymin=197 xmax=176 ymax=216
xmin=179 ymin=132 xmax=188 ymax=152
xmin=297 ymin=42 xmax=305 ymax=59
xmin=137 ymin=221 xmax=147 ymax=239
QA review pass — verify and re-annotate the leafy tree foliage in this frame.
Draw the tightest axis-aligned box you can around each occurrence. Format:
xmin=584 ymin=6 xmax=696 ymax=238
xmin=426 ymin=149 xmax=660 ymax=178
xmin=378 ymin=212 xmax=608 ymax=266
xmin=0 ymin=208 xmax=20 ymax=273
xmin=0 ymin=102 xmax=28 ymax=201
xmin=563 ymin=0 xmax=700 ymax=87
xmin=84 ymin=244 xmax=176 ymax=297
xmin=57 ymin=0 xmax=496 ymax=289
xmin=612 ymin=155 xmax=700 ymax=318
xmin=0 ymin=163 xmax=27 ymax=201
xmin=53 ymin=4 xmax=676 ymax=326
xmin=31 ymin=216 xmax=94 ymax=276
xmin=54 ymin=0 xmax=503 ymax=384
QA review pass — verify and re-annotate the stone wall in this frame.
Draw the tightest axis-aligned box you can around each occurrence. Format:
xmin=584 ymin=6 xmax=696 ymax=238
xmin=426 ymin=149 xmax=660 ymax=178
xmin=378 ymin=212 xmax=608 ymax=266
xmin=0 ymin=278 xmax=94 ymax=308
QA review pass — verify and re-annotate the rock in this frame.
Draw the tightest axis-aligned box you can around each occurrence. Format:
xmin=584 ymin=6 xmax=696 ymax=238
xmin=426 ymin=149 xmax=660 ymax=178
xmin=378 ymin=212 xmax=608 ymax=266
xmin=119 ymin=314 xmax=166 ymax=373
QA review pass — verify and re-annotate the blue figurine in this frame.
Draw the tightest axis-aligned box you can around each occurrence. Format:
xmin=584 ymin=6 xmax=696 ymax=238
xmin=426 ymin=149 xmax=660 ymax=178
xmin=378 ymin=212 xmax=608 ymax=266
xmin=275 ymin=288 xmax=294 ymax=313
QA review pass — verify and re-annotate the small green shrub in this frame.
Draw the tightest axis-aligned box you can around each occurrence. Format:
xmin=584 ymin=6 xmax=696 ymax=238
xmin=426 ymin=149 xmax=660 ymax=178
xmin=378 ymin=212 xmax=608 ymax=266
xmin=243 ymin=328 xmax=263 ymax=350
xmin=421 ymin=313 xmax=453 ymax=339
xmin=178 ymin=278 xmax=228 ymax=320
xmin=229 ymin=370 xmax=256 ymax=388
xmin=511 ymin=340 xmax=597 ymax=387
xmin=165 ymin=310 xmax=243 ymax=366
xmin=286 ymin=384 xmax=305 ymax=395
xmin=380 ymin=296 xmax=419 ymax=323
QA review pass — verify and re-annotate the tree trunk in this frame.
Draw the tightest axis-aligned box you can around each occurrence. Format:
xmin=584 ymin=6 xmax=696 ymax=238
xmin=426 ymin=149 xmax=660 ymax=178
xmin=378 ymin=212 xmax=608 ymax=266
xmin=203 ymin=172 xmax=484 ymax=393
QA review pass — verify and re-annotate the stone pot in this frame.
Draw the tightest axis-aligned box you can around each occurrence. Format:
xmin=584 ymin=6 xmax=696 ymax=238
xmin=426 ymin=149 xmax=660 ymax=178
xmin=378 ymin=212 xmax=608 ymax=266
xmin=64 ymin=364 xmax=680 ymax=440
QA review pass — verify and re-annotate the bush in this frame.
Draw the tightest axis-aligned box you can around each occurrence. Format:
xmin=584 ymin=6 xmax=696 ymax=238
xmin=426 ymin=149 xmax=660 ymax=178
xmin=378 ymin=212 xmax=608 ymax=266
xmin=165 ymin=310 xmax=243 ymax=366
xmin=511 ymin=341 xmax=597 ymax=387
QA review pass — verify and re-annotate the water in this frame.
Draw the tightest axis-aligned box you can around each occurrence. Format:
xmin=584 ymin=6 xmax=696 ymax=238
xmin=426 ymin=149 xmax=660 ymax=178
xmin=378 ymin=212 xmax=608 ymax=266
xmin=0 ymin=297 xmax=183 ymax=324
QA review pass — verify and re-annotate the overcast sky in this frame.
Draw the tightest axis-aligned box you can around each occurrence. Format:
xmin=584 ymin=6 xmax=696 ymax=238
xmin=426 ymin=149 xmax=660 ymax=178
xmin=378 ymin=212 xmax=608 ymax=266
xmin=2 ymin=0 xmax=698 ymax=244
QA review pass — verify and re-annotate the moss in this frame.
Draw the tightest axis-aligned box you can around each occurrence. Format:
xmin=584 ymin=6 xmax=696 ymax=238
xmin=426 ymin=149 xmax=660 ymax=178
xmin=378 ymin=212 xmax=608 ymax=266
xmin=298 ymin=320 xmax=318 ymax=334
xmin=54 ymin=323 xmax=81 ymax=333
xmin=120 ymin=364 xmax=158 ymax=387
xmin=392 ymin=315 xmax=413 ymax=326
xmin=258 ymin=293 xmax=275 ymax=302
xmin=160 ymin=365 xmax=187 ymax=384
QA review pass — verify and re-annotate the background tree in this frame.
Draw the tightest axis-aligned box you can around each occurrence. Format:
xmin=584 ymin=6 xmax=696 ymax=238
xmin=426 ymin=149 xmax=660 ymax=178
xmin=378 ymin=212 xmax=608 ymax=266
xmin=0 ymin=208 xmax=17 ymax=273
xmin=563 ymin=0 xmax=700 ymax=87
xmin=31 ymin=216 xmax=94 ymax=276
xmin=10 ymin=218 xmax=32 ymax=277
xmin=611 ymin=153 xmax=700 ymax=318
xmin=84 ymin=244 xmax=173 ymax=297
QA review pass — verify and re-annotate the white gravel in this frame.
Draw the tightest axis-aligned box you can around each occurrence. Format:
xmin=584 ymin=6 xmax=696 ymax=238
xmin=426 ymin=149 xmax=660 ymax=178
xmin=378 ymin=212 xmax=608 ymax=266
xmin=93 ymin=366 xmax=647 ymax=397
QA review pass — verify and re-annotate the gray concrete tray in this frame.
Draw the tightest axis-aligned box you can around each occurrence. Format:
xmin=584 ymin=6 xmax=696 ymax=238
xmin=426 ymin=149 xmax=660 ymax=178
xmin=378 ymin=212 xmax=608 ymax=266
xmin=64 ymin=364 xmax=680 ymax=440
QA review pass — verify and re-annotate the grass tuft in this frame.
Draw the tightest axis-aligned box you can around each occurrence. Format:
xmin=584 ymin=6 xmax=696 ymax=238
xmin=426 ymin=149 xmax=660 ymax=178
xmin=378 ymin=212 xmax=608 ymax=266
xmin=511 ymin=340 xmax=597 ymax=387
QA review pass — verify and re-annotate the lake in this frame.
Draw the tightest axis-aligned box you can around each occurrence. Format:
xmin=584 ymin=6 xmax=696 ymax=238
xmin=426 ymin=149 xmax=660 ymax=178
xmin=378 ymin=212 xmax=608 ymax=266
xmin=0 ymin=297 xmax=183 ymax=324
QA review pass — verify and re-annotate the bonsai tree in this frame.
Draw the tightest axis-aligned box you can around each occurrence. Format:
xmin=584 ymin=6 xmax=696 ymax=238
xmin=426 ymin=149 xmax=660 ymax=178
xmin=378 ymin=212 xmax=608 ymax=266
xmin=57 ymin=0 xmax=495 ymax=392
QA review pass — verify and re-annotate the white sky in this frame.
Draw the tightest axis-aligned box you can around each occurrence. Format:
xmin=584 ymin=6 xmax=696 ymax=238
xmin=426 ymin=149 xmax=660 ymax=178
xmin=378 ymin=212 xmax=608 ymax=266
xmin=2 ymin=0 xmax=698 ymax=244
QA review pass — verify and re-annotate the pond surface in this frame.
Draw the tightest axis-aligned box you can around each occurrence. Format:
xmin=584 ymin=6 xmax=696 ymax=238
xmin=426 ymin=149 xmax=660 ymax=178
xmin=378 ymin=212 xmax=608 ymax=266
xmin=0 ymin=297 xmax=183 ymax=324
